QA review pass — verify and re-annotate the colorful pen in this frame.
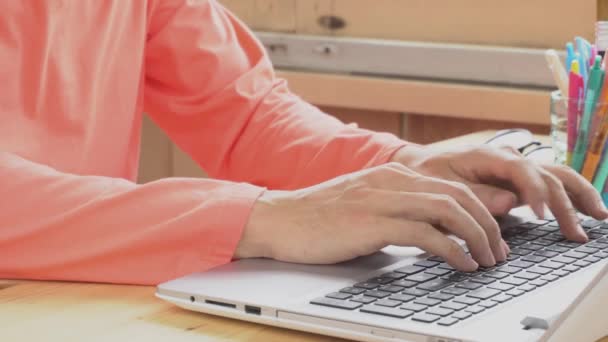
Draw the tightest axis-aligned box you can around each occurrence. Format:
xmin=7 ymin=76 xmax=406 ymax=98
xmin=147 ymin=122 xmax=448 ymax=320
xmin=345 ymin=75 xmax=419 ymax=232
xmin=567 ymin=60 xmax=584 ymax=165
xmin=591 ymin=45 xmax=598 ymax=67
xmin=571 ymin=56 xmax=605 ymax=172
xmin=594 ymin=141 xmax=608 ymax=192
xmin=566 ymin=42 xmax=576 ymax=73
xmin=576 ymin=52 xmax=589 ymax=88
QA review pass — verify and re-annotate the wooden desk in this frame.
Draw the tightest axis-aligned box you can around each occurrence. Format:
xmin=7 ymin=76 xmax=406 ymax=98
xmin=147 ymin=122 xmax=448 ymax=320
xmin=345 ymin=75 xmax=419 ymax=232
xmin=1 ymin=131 xmax=606 ymax=342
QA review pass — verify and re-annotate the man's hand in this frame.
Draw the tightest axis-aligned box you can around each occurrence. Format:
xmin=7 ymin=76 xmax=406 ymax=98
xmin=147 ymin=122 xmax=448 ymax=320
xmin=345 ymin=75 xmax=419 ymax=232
xmin=392 ymin=144 xmax=608 ymax=242
xmin=237 ymin=162 xmax=509 ymax=272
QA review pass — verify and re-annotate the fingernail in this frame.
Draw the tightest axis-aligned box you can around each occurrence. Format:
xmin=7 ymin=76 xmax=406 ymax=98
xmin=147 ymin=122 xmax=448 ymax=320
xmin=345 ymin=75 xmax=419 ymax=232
xmin=464 ymin=254 xmax=479 ymax=271
xmin=576 ymin=225 xmax=589 ymax=242
xmin=534 ymin=204 xmax=546 ymax=219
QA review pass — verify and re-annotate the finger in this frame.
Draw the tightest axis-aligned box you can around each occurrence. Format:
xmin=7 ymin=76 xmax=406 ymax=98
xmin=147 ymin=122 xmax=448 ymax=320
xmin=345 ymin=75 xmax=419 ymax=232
xmin=468 ymin=147 xmax=550 ymax=219
xmin=544 ymin=164 xmax=608 ymax=219
xmin=539 ymin=170 xmax=588 ymax=242
xmin=409 ymin=178 xmax=507 ymax=262
xmin=467 ymin=184 xmax=518 ymax=216
xmin=369 ymin=191 xmax=496 ymax=267
xmin=381 ymin=219 xmax=478 ymax=272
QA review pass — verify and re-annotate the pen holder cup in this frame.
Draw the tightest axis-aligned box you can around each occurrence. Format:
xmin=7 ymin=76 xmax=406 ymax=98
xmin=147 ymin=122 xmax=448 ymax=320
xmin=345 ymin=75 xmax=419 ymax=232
xmin=551 ymin=90 xmax=608 ymax=204
xmin=550 ymin=90 xmax=607 ymax=167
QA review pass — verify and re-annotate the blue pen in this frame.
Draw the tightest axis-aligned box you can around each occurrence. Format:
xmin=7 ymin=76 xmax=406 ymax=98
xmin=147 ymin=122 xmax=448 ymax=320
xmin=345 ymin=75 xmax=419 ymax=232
xmin=576 ymin=52 xmax=589 ymax=88
xmin=566 ymin=42 xmax=576 ymax=73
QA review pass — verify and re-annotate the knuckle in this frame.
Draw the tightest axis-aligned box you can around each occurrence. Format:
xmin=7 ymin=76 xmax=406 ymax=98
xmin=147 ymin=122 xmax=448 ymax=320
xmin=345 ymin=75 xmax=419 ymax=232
xmin=445 ymin=239 xmax=464 ymax=259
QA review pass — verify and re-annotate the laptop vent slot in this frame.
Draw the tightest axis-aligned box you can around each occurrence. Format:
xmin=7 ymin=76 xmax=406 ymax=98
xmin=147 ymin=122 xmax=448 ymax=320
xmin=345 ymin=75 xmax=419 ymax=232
xmin=204 ymin=299 xmax=236 ymax=309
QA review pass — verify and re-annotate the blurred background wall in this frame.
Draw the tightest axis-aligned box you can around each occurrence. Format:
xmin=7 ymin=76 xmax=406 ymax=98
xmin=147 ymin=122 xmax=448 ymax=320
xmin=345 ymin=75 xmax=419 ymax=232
xmin=139 ymin=0 xmax=607 ymax=183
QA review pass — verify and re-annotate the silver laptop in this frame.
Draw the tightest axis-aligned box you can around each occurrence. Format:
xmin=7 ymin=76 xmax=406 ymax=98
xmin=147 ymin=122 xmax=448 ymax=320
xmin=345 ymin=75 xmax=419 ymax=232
xmin=156 ymin=207 xmax=608 ymax=342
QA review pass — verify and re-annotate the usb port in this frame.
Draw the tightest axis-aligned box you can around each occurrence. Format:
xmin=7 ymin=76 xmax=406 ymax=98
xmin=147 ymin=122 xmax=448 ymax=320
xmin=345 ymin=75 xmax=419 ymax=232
xmin=245 ymin=305 xmax=261 ymax=315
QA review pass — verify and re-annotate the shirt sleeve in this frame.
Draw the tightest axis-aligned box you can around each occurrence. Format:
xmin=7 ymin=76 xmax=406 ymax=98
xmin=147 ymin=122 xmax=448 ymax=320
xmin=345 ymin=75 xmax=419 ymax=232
xmin=144 ymin=0 xmax=408 ymax=190
xmin=0 ymin=152 xmax=264 ymax=285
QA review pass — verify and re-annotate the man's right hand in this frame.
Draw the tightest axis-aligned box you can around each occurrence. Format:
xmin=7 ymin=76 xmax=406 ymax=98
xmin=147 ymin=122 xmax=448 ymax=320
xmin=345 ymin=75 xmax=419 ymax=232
xmin=236 ymin=162 xmax=509 ymax=272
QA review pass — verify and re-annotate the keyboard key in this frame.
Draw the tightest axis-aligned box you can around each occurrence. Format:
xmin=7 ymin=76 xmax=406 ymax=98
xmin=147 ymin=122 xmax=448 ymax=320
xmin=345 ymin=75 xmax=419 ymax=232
xmin=497 ymin=265 xmax=521 ymax=274
xmin=479 ymin=300 xmax=498 ymax=309
xmin=437 ymin=263 xmax=456 ymax=270
xmin=470 ymin=276 xmax=496 ymax=285
xmin=574 ymin=246 xmax=599 ymax=254
xmin=530 ymin=239 xmax=553 ymax=247
xmin=502 ymin=277 xmax=527 ymax=286
xmin=540 ymin=275 xmax=559 ymax=282
xmin=411 ymin=313 xmax=440 ymax=323
xmin=441 ymin=287 xmax=469 ymax=296
xmin=581 ymin=219 xmax=603 ymax=229
xmin=400 ymin=303 xmax=427 ymax=312
xmin=380 ymin=272 xmax=406 ymax=280
xmin=506 ymin=289 xmax=525 ymax=297
xmin=588 ymin=232 xmax=606 ymax=240
xmin=467 ymin=288 xmax=501 ymax=300
xmin=563 ymin=265 xmax=580 ymax=272
xmin=455 ymin=281 xmax=483 ymax=290
xmin=529 ymin=219 xmax=551 ymax=225
xmin=529 ymin=279 xmax=548 ymax=287
xmin=327 ymin=292 xmax=352 ymax=300
xmin=514 ymin=272 xmax=540 ymax=280
xmin=425 ymin=268 xmax=452 ymax=276
xmin=552 ymin=256 xmax=576 ymax=264
xmin=552 ymin=270 xmax=570 ymax=277
xmin=534 ymin=250 xmax=560 ymax=258
xmin=484 ymin=271 xmax=509 ymax=279
xmin=510 ymin=248 xmax=532 ymax=256
xmin=441 ymin=273 xmax=470 ymax=282
xmin=405 ymin=273 xmax=437 ymax=283
xmin=527 ymin=266 xmax=553 ymax=275
xmin=546 ymin=245 xmax=570 ymax=253
xmin=311 ymin=297 xmax=362 ymax=310
xmin=414 ymin=260 xmax=440 ymax=268
xmin=437 ymin=317 xmax=459 ymax=326
xmin=361 ymin=305 xmax=413 ymax=318
xmin=518 ymin=284 xmax=537 ymax=292
xmin=596 ymin=251 xmax=608 ymax=259
xmin=417 ymin=278 xmax=456 ymax=292
xmin=375 ymin=299 xmax=401 ymax=307
xmin=351 ymin=296 xmax=376 ymax=304
xmin=563 ymin=251 xmax=588 ymax=259
xmin=509 ymin=260 xmax=534 ymax=269
xmin=452 ymin=311 xmax=473 ymax=320
xmin=379 ymin=285 xmax=405 ymax=293
xmin=389 ymin=294 xmax=415 ymax=302
xmin=392 ymin=280 xmax=418 ymax=288
xmin=464 ymin=305 xmax=485 ymax=314
xmin=403 ymin=288 xmax=430 ymax=297
xmin=365 ymin=290 xmax=391 ymax=298
xmin=428 ymin=256 xmax=445 ymax=262
xmin=427 ymin=307 xmax=454 ymax=317
xmin=491 ymin=294 xmax=513 ymax=303
xmin=395 ymin=265 xmax=426 ymax=275
xmin=340 ymin=287 xmax=366 ymax=295
xmin=539 ymin=261 xmax=564 ymax=270
xmin=557 ymin=241 xmax=583 ymax=249
xmin=587 ymin=242 xmax=608 ymax=249
xmin=520 ymin=243 xmax=543 ymax=251
xmin=354 ymin=282 xmax=378 ymax=290
xmin=488 ymin=283 xmax=514 ymax=291
xmin=414 ymin=297 xmax=441 ymax=307
xmin=584 ymin=256 xmax=602 ymax=263
xmin=428 ymin=292 xmax=454 ymax=301
xmin=521 ymin=255 xmax=547 ymax=263
xmin=573 ymin=260 xmax=591 ymax=268
xmin=453 ymin=296 xmax=480 ymax=305
xmin=440 ymin=302 xmax=467 ymax=311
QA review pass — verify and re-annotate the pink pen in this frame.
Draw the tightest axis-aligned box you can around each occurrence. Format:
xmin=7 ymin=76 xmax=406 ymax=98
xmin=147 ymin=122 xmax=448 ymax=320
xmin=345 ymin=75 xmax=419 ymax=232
xmin=567 ymin=60 xmax=585 ymax=165
xmin=591 ymin=45 xmax=598 ymax=67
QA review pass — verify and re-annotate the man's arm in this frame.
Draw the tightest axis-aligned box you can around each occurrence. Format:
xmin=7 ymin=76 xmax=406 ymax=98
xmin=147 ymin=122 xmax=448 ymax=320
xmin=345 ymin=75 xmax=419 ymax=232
xmin=0 ymin=152 xmax=264 ymax=285
xmin=144 ymin=0 xmax=408 ymax=190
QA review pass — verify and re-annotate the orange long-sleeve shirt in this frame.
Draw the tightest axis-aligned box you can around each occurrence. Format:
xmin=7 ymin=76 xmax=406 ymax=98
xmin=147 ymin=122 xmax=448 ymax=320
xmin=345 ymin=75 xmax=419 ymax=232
xmin=0 ymin=0 xmax=406 ymax=285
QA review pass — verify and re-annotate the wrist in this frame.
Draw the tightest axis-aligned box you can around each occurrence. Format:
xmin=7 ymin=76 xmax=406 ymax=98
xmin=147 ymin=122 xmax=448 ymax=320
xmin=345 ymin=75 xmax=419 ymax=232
xmin=389 ymin=143 xmax=427 ymax=168
xmin=235 ymin=190 xmax=290 ymax=260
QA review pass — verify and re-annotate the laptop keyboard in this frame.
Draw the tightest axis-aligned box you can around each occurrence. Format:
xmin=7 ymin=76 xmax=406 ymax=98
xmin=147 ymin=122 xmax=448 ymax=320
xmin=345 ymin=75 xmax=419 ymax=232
xmin=310 ymin=218 xmax=608 ymax=326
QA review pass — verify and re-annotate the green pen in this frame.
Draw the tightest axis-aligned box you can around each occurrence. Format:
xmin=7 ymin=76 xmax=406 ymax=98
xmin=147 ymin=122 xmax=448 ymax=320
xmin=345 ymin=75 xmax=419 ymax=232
xmin=571 ymin=56 xmax=605 ymax=172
